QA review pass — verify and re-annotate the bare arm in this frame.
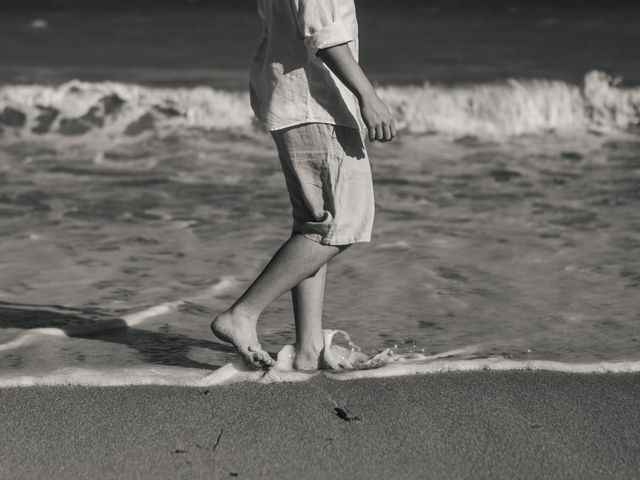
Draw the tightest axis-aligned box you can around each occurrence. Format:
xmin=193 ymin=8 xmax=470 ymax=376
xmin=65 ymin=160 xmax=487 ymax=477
xmin=318 ymin=44 xmax=397 ymax=143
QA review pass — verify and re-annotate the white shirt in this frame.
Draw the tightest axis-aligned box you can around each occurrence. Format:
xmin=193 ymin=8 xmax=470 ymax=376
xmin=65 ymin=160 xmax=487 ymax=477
xmin=249 ymin=0 xmax=362 ymax=131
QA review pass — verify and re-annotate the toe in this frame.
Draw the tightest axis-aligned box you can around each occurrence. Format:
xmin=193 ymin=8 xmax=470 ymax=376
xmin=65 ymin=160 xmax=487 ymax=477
xmin=247 ymin=344 xmax=274 ymax=368
xmin=258 ymin=352 xmax=274 ymax=368
xmin=238 ymin=347 xmax=262 ymax=369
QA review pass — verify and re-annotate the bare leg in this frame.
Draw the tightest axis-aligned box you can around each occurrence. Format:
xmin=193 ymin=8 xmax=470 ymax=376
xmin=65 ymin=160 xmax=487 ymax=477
xmin=211 ymin=233 xmax=349 ymax=368
xmin=291 ymin=263 xmax=327 ymax=370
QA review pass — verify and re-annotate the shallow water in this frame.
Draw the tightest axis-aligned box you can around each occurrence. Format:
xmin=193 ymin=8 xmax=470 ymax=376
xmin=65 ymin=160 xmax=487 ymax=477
xmin=1 ymin=2 xmax=639 ymax=385
xmin=0 ymin=124 xmax=639 ymax=383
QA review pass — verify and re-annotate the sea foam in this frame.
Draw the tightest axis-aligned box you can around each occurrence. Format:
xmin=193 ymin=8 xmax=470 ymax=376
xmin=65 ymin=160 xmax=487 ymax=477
xmin=2 ymin=274 xmax=640 ymax=388
xmin=1 ymin=70 xmax=638 ymax=141
xmin=2 ymin=328 xmax=639 ymax=388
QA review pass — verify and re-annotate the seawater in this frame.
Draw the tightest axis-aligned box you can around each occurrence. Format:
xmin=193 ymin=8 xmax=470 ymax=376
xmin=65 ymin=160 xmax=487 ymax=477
xmin=1 ymin=1 xmax=640 ymax=386
xmin=1 ymin=73 xmax=640 ymax=386
xmin=2 ymin=327 xmax=640 ymax=387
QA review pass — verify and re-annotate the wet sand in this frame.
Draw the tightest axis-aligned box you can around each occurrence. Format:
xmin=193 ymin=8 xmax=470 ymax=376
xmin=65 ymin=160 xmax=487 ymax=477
xmin=1 ymin=372 xmax=639 ymax=479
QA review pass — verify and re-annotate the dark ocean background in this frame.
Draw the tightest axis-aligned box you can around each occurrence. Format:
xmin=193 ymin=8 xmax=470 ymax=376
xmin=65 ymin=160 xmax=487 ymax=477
xmin=1 ymin=0 xmax=640 ymax=87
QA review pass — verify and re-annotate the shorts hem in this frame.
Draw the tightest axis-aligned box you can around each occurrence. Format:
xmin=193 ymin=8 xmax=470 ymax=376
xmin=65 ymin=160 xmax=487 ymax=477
xmin=297 ymin=231 xmax=371 ymax=246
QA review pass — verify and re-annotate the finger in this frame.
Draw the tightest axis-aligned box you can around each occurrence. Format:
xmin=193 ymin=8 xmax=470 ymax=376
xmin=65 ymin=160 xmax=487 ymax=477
xmin=375 ymin=124 xmax=384 ymax=142
xmin=383 ymin=124 xmax=392 ymax=142
xmin=368 ymin=126 xmax=376 ymax=142
xmin=390 ymin=120 xmax=398 ymax=138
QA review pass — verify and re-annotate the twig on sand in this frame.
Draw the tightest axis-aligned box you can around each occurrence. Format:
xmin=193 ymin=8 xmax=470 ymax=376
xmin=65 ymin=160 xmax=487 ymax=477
xmin=212 ymin=429 xmax=224 ymax=451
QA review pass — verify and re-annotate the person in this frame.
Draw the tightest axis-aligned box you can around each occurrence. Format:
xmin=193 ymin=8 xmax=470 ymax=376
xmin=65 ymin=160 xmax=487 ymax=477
xmin=211 ymin=0 xmax=397 ymax=370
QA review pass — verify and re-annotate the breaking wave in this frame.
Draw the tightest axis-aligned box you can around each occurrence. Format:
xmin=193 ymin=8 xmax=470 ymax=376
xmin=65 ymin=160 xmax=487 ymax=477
xmin=0 ymin=70 xmax=639 ymax=140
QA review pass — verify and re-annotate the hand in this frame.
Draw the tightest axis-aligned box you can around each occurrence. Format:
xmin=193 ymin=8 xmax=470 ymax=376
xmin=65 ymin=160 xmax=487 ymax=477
xmin=359 ymin=93 xmax=397 ymax=143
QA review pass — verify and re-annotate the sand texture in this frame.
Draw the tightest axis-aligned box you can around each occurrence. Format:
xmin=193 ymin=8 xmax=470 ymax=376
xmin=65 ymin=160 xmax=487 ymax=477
xmin=1 ymin=372 xmax=639 ymax=479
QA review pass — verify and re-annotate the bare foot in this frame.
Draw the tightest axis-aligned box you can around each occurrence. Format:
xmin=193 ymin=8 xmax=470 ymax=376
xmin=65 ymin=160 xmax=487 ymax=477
xmin=211 ymin=309 xmax=274 ymax=369
xmin=293 ymin=343 xmax=323 ymax=371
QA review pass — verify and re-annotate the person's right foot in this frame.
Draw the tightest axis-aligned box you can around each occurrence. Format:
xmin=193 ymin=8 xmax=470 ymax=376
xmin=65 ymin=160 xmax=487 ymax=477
xmin=211 ymin=309 xmax=274 ymax=369
xmin=293 ymin=343 xmax=323 ymax=371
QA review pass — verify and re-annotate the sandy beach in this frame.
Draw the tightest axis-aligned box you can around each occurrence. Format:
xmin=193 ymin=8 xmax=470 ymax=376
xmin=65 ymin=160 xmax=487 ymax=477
xmin=1 ymin=372 xmax=638 ymax=479
xmin=2 ymin=2 xmax=640 ymax=479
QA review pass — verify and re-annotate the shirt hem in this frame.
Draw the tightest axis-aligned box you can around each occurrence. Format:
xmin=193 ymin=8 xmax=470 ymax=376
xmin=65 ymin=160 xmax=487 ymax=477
xmin=266 ymin=118 xmax=361 ymax=133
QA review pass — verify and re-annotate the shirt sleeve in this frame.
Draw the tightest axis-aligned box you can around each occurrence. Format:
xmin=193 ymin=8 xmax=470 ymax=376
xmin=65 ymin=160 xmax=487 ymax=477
xmin=293 ymin=0 xmax=354 ymax=54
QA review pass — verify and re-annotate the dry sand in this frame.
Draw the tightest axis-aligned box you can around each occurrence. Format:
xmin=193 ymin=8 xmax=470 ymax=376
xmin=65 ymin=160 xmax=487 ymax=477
xmin=1 ymin=371 xmax=639 ymax=479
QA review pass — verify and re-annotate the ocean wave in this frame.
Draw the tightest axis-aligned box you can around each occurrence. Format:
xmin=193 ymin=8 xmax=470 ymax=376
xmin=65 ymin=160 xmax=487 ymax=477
xmin=0 ymin=70 xmax=639 ymax=140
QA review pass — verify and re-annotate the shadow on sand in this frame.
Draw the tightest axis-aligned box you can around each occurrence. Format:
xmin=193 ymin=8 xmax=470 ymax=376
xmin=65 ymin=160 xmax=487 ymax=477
xmin=0 ymin=301 xmax=232 ymax=370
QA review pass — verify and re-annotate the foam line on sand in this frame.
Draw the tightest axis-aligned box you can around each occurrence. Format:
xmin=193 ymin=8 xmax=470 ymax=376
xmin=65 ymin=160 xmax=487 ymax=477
xmin=2 ymin=356 xmax=640 ymax=387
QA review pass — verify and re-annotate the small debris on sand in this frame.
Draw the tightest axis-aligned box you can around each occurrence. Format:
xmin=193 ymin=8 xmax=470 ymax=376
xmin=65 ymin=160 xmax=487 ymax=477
xmin=334 ymin=407 xmax=361 ymax=422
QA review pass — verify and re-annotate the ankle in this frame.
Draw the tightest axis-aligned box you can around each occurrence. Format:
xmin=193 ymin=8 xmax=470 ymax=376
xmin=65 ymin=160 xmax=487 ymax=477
xmin=227 ymin=305 xmax=259 ymax=324
xmin=293 ymin=340 xmax=323 ymax=371
xmin=296 ymin=339 xmax=324 ymax=357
